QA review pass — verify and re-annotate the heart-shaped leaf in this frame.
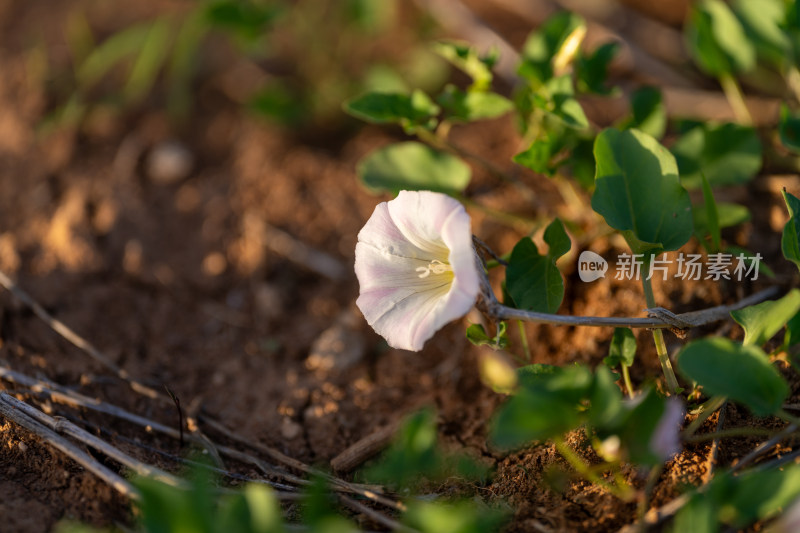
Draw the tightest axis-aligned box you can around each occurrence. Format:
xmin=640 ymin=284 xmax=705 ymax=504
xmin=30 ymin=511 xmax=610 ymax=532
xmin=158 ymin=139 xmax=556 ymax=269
xmin=591 ymin=128 xmax=693 ymax=255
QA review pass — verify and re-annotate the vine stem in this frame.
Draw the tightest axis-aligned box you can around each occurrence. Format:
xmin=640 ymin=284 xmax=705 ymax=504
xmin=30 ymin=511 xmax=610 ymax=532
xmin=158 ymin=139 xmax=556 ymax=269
xmin=640 ymin=257 xmax=680 ymax=395
xmin=719 ymin=73 xmax=753 ymax=125
xmin=474 ymin=253 xmax=781 ymax=331
xmin=517 ymin=320 xmax=531 ymax=362
xmin=621 ymin=365 xmax=635 ymax=399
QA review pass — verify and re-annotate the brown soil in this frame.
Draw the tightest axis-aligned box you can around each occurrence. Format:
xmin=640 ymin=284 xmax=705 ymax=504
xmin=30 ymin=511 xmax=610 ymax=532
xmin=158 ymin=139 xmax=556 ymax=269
xmin=0 ymin=1 xmax=798 ymax=532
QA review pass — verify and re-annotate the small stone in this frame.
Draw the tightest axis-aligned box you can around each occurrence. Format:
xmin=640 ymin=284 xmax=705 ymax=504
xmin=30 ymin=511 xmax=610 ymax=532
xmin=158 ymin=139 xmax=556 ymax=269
xmin=281 ymin=418 xmax=302 ymax=440
xmin=305 ymin=308 xmax=365 ymax=373
xmin=146 ymin=141 xmax=193 ymax=184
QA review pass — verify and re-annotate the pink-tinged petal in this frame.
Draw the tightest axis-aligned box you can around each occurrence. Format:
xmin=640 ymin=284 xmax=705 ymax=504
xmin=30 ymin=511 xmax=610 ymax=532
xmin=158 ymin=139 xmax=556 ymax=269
xmin=387 ymin=191 xmax=461 ymax=256
xmin=650 ymin=398 xmax=684 ymax=461
xmin=354 ymin=190 xmax=480 ymax=351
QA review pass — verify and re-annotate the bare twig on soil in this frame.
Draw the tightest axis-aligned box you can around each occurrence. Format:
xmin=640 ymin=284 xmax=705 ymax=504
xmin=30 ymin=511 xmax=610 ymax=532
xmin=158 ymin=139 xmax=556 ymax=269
xmin=0 ymin=392 xmax=141 ymax=501
xmin=0 ymin=269 xmax=406 ymax=516
xmin=331 ymin=423 xmax=401 ymax=473
xmin=0 ymin=269 xmax=164 ymax=402
xmin=260 ymin=222 xmax=347 ymax=281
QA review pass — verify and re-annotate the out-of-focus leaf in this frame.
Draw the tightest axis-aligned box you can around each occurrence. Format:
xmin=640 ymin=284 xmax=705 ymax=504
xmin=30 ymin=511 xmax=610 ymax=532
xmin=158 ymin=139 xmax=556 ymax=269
xmin=622 ymin=86 xmax=666 ymax=140
xmin=604 ymin=327 xmax=636 ymax=368
xmin=437 ymin=85 xmax=513 ymax=122
xmin=344 ymin=90 xmax=439 ymax=128
xmin=432 ymin=40 xmax=497 ymax=91
xmin=677 ymin=337 xmax=789 ymax=416
xmin=519 ymin=11 xmax=586 ymax=84
xmin=780 ymin=104 xmax=800 ymax=152
xmin=576 ymin=42 xmax=619 ymax=95
xmin=357 ymin=142 xmax=471 ymax=194
xmin=731 ymin=0 xmax=789 ymax=68
xmin=671 ymin=122 xmax=762 ymax=189
xmin=685 ymin=0 xmax=756 ymax=76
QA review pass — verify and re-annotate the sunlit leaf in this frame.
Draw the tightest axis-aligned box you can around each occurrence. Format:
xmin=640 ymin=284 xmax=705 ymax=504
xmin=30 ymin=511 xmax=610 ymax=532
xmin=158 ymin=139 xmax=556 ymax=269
xmin=685 ymin=0 xmax=756 ymax=76
xmin=437 ymin=85 xmax=513 ymax=122
xmin=677 ymin=337 xmax=789 ymax=416
xmin=357 ymin=142 xmax=471 ymax=194
xmin=592 ymin=128 xmax=693 ymax=255
xmin=731 ymin=289 xmax=800 ymax=346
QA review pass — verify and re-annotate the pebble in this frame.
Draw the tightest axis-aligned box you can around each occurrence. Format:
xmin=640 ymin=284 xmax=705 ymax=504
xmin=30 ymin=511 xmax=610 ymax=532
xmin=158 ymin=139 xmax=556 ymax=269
xmin=146 ymin=141 xmax=193 ymax=184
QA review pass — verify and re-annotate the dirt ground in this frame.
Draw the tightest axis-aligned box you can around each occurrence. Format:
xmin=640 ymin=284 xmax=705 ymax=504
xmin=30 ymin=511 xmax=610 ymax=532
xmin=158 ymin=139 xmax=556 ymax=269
xmin=0 ymin=1 xmax=798 ymax=532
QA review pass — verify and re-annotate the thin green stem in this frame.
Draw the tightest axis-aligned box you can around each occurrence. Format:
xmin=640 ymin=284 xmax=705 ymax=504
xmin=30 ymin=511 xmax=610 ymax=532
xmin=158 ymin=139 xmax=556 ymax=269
xmin=517 ymin=320 xmax=531 ymax=362
xmin=621 ymin=365 xmax=635 ymax=399
xmin=641 ymin=259 xmax=680 ymax=395
xmin=553 ymin=437 xmax=633 ymax=500
xmin=719 ymin=73 xmax=753 ymax=125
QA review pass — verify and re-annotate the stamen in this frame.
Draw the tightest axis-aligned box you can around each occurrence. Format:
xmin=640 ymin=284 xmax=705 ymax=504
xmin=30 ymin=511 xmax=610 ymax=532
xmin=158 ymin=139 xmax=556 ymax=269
xmin=416 ymin=259 xmax=452 ymax=279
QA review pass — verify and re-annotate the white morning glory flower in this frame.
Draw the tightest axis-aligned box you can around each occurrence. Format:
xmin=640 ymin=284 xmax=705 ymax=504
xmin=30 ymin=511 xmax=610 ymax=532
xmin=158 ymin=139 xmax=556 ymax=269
xmin=355 ymin=190 xmax=480 ymax=351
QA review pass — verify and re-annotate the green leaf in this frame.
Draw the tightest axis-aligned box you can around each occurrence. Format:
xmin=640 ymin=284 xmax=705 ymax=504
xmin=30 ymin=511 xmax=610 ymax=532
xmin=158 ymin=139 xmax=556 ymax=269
xmin=576 ymin=42 xmax=619 ymax=95
xmin=731 ymin=289 xmax=800 ymax=346
xmin=519 ymin=11 xmax=586 ymax=84
xmin=699 ymin=173 xmax=721 ymax=250
xmin=466 ymin=322 xmax=508 ymax=349
xmin=123 ymin=18 xmax=171 ymax=103
xmin=513 ymin=138 xmax=556 ymax=175
xmin=516 ymin=363 xmax=560 ymax=389
xmin=693 ymin=202 xmax=750 ymax=241
xmin=205 ymin=0 xmax=282 ymax=43
xmin=731 ymin=0 xmax=789 ymax=68
xmin=542 ymin=75 xmax=589 ymax=129
xmin=671 ymin=123 xmax=762 ymax=189
xmin=437 ymin=85 xmax=513 ymax=122
xmin=677 ymin=337 xmax=789 ymax=416
xmin=604 ymin=327 xmax=637 ymax=368
xmin=685 ymin=0 xmax=757 ymax=76
xmin=725 ymin=246 xmax=774 ymax=278
xmin=591 ymin=128 xmax=693 ymax=255
xmin=344 ymin=90 xmax=439 ymax=129
xmin=617 ymin=389 xmax=673 ymax=466
xmin=77 ymin=23 xmax=153 ymax=89
xmin=364 ymin=408 xmax=439 ymax=487
xmin=404 ymin=501 xmax=509 ymax=533
xmin=432 ymin=40 xmax=497 ymax=91
xmin=673 ymin=465 xmax=800 ymax=531
xmin=782 ymin=189 xmax=800 ymax=272
xmin=357 ymin=142 xmax=471 ymax=194
xmin=543 ymin=217 xmax=571 ymax=260
xmin=623 ymin=86 xmax=666 ymax=140
xmin=586 ymin=365 xmax=624 ymax=428
xmin=779 ymin=104 xmax=800 ymax=152
xmin=505 ymin=219 xmax=570 ymax=314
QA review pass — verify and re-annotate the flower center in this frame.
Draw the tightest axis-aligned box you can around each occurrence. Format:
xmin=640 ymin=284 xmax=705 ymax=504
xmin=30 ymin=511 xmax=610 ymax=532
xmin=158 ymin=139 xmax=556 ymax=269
xmin=416 ymin=259 xmax=453 ymax=279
